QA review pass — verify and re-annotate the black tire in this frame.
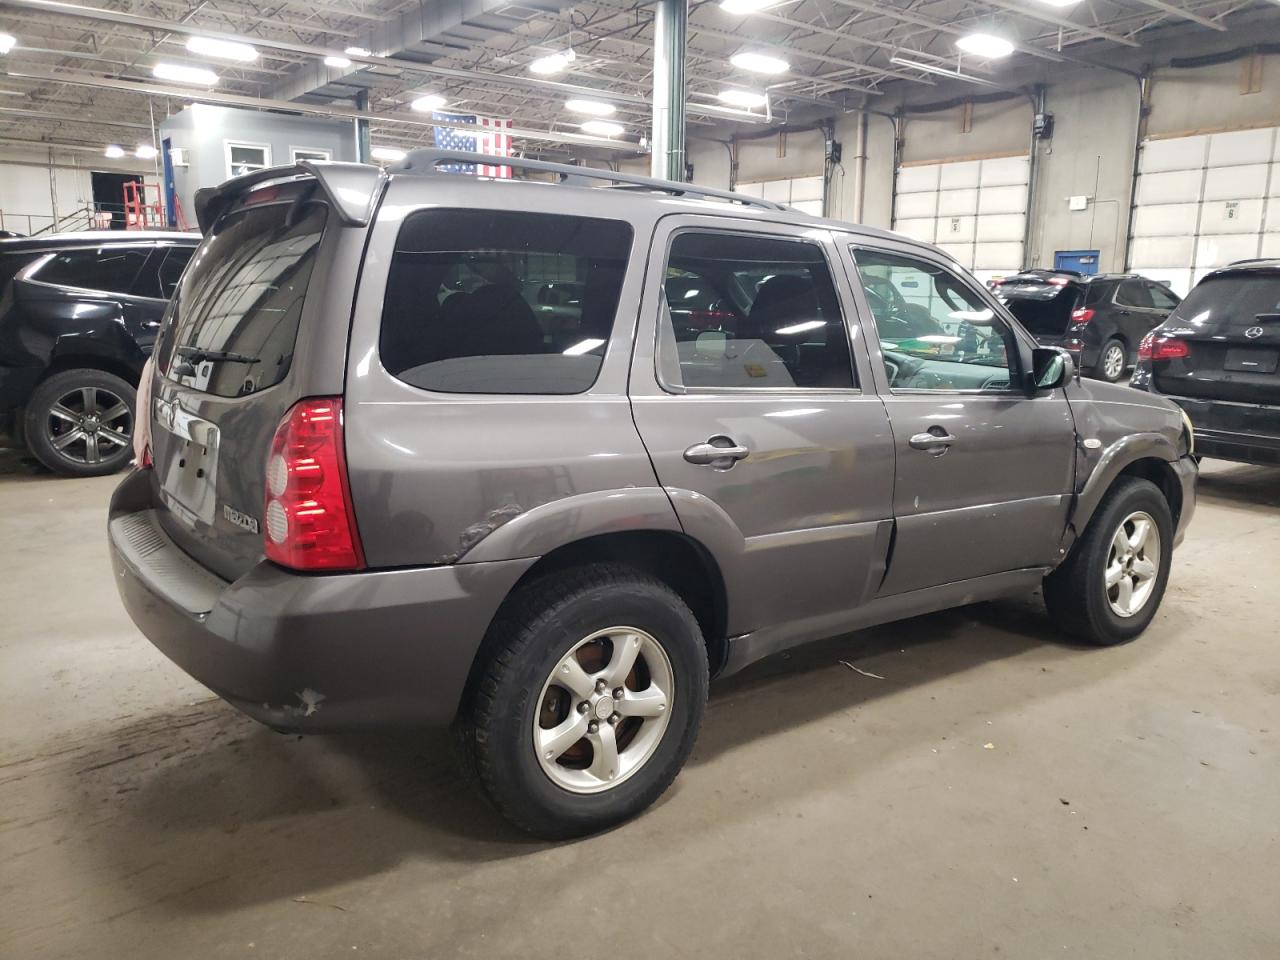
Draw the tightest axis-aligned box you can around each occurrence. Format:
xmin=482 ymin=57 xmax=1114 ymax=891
xmin=1044 ymin=477 xmax=1174 ymax=645
xmin=457 ymin=563 xmax=709 ymax=839
xmin=23 ymin=368 xmax=136 ymax=477
xmin=1096 ymin=337 xmax=1127 ymax=383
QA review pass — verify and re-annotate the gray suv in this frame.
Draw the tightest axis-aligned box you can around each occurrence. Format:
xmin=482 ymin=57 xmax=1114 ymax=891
xmin=108 ymin=153 xmax=1197 ymax=838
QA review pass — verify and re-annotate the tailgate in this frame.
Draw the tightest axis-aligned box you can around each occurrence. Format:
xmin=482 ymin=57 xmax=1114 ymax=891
xmin=1152 ymin=272 xmax=1280 ymax=404
xmin=146 ymin=173 xmax=366 ymax=581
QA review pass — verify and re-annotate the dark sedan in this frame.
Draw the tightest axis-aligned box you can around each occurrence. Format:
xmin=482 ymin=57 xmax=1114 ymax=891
xmin=0 ymin=231 xmax=198 ymax=476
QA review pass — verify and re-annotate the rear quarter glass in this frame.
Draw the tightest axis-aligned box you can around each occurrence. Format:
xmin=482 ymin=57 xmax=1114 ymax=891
xmin=378 ymin=208 xmax=633 ymax=395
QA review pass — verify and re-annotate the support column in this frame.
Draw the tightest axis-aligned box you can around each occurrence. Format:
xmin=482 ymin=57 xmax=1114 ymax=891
xmin=354 ymin=89 xmax=372 ymax=163
xmin=650 ymin=0 xmax=687 ymax=181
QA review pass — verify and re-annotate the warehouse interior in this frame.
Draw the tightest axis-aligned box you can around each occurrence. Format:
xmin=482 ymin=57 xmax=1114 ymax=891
xmin=1 ymin=0 xmax=1279 ymax=956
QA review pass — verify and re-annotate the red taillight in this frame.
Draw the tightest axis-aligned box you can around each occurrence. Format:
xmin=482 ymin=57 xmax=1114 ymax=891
xmin=140 ymin=444 xmax=153 ymax=469
xmin=263 ymin=397 xmax=364 ymax=572
xmin=1138 ymin=332 xmax=1190 ymax=362
xmin=1070 ymin=308 xmax=1095 ymax=325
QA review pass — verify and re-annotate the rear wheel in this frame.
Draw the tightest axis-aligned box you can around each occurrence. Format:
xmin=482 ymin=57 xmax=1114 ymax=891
xmin=457 ymin=564 xmax=708 ymax=838
xmin=23 ymin=369 xmax=136 ymax=477
xmin=1044 ymin=477 xmax=1173 ymax=645
xmin=1097 ymin=338 xmax=1127 ymax=383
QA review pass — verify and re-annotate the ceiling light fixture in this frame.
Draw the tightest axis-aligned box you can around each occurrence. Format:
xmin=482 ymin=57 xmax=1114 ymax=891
xmin=954 ymin=33 xmax=1015 ymax=58
xmin=730 ymin=51 xmax=789 ymax=74
xmin=529 ymin=49 xmax=575 ymax=75
xmin=153 ymin=63 xmax=218 ymax=85
xmin=323 ymin=54 xmax=352 ymax=68
xmin=410 ymin=94 xmax=447 ymax=112
xmin=719 ymin=0 xmax=774 ymax=14
xmin=565 ymin=98 xmax=616 ymax=116
xmin=1034 ymin=0 xmax=1081 ymax=6
xmin=103 ymin=144 xmax=125 ymax=158
xmin=345 ymin=46 xmax=372 ymax=57
xmin=889 ymin=55 xmax=999 ymax=86
xmin=581 ymin=120 xmax=624 ymax=137
xmin=370 ymin=146 xmax=406 ymax=162
xmin=716 ymin=88 xmax=768 ymax=108
xmin=186 ymin=35 xmax=258 ymax=62
xmin=0 ymin=33 xmax=16 ymax=55
xmin=135 ymin=144 xmax=158 ymax=159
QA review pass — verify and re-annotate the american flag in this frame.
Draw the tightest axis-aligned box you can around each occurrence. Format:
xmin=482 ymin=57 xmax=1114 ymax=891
xmin=433 ymin=111 xmax=513 ymax=178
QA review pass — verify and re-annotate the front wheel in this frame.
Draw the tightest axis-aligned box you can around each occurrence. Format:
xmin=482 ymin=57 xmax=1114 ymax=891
xmin=457 ymin=564 xmax=708 ymax=838
xmin=1044 ymin=477 xmax=1174 ymax=645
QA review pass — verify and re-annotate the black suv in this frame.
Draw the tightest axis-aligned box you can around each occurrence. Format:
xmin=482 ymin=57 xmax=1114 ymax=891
xmin=0 ymin=231 xmax=198 ymax=476
xmin=1131 ymin=260 xmax=1280 ymax=466
xmin=994 ymin=270 xmax=1181 ymax=382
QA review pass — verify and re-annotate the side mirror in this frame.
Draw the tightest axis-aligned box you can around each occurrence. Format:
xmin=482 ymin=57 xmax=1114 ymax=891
xmin=1030 ymin=346 xmax=1072 ymax=392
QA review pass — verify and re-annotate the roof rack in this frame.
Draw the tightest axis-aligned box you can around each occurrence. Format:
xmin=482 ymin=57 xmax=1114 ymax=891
xmin=392 ymin=149 xmax=788 ymax=212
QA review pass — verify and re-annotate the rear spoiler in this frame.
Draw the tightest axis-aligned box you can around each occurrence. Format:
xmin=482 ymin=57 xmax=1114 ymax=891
xmin=194 ymin=161 xmax=387 ymax=235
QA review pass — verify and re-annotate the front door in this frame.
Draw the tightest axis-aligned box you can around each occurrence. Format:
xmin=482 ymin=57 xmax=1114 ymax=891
xmin=845 ymin=243 xmax=1077 ymax=596
xmin=628 ymin=216 xmax=895 ymax=643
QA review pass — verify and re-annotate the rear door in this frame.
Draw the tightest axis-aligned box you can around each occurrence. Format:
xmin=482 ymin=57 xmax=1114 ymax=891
xmin=1113 ymin=278 xmax=1167 ymax=360
xmin=845 ymin=242 xmax=1077 ymax=596
xmin=629 ymin=215 xmax=895 ymax=640
xmin=148 ymin=179 xmax=359 ymax=581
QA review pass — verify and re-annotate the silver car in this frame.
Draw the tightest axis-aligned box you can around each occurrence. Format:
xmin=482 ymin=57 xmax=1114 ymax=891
xmin=108 ymin=152 xmax=1197 ymax=838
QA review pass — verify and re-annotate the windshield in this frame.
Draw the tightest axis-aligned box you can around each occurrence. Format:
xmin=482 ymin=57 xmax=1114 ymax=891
xmin=158 ymin=196 xmax=327 ymax=398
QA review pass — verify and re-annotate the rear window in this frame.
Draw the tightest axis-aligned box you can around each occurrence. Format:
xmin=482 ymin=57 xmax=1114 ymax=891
xmin=1169 ymin=273 xmax=1280 ymax=326
xmin=379 ymin=209 xmax=632 ymax=395
xmin=32 ymin=246 xmax=149 ymax=295
xmin=159 ymin=199 xmax=327 ymax=398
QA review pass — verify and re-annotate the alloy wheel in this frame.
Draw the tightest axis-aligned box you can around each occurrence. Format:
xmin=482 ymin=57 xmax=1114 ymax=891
xmin=44 ymin=386 xmax=132 ymax=466
xmin=1105 ymin=510 xmax=1161 ymax=618
xmin=1103 ymin=344 xmax=1125 ymax=381
xmin=534 ymin=626 xmax=674 ymax=794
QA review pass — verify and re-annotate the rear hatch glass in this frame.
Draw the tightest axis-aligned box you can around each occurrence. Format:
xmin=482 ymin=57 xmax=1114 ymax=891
xmin=150 ymin=181 xmax=330 ymax=580
xmin=1153 ymin=272 xmax=1280 ymax=404
xmin=996 ymin=278 xmax=1079 ymax=338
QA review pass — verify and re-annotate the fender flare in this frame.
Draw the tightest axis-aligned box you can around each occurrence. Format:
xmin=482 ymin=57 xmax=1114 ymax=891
xmin=1071 ymin=432 xmax=1179 ymax=535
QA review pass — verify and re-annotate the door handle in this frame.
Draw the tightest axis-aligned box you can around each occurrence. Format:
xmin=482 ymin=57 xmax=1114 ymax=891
xmin=683 ymin=436 xmax=750 ymax=468
xmin=909 ymin=431 xmax=955 ymax=452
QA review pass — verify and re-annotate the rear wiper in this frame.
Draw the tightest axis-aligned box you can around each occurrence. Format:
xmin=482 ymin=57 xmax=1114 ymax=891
xmin=175 ymin=346 xmax=260 ymax=365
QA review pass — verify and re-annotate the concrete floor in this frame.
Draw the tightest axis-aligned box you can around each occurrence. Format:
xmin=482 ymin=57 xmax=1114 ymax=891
xmin=1 ymin=452 xmax=1278 ymax=960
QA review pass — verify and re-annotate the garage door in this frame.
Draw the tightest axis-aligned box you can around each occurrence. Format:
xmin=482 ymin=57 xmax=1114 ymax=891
xmin=892 ymin=155 xmax=1029 ymax=284
xmin=734 ymin=175 xmax=825 ymax=217
xmin=1128 ymin=126 xmax=1280 ymax=296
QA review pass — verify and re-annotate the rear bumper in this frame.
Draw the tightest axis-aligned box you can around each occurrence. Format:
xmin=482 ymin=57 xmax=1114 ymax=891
xmin=1165 ymin=395 xmax=1280 ymax=467
xmin=108 ymin=468 xmax=535 ymax=732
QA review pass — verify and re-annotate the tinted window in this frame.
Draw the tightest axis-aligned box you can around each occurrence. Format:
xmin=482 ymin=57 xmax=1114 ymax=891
xmin=657 ymin=232 xmax=854 ymax=390
xmin=1168 ymin=273 xmax=1280 ymax=326
xmin=380 ymin=209 xmax=632 ymax=395
xmin=134 ymin=245 xmax=194 ymax=300
xmin=1116 ymin=279 xmax=1155 ymax=309
xmin=854 ymin=248 xmax=1016 ymax=391
xmin=159 ymin=199 xmax=326 ymax=398
xmin=0 ymin=252 xmax=43 ymax=296
xmin=33 ymin=246 xmax=148 ymax=295
xmin=1148 ymin=282 xmax=1179 ymax=310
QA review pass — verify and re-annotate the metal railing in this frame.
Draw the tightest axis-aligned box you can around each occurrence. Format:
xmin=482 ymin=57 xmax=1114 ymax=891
xmin=0 ymin=202 xmax=136 ymax=237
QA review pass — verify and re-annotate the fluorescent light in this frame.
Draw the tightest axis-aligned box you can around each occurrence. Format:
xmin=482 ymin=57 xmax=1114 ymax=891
xmin=185 ymin=35 xmax=257 ymax=62
xmin=0 ymin=33 xmax=16 ymax=55
xmin=410 ymin=94 xmax=447 ymax=112
xmin=370 ymin=146 xmax=406 ymax=161
xmin=529 ymin=49 xmax=575 ymax=75
xmin=563 ymin=338 xmax=606 ymax=356
xmin=1035 ymin=0 xmax=1081 ymax=6
xmin=103 ymin=144 xmax=125 ymax=159
xmin=774 ymin=320 xmax=824 ymax=335
xmin=580 ymin=120 xmax=624 ymax=137
xmin=955 ymin=33 xmax=1015 ymax=58
xmin=323 ymin=55 xmax=352 ymax=68
xmin=565 ymin=98 xmax=616 ymax=116
xmin=889 ymin=55 xmax=998 ymax=86
xmin=719 ymin=0 xmax=774 ymax=13
xmin=717 ymin=89 xmax=768 ymax=108
xmin=730 ymin=51 xmax=789 ymax=74
xmin=135 ymin=144 xmax=158 ymax=159
xmin=344 ymin=46 xmax=371 ymax=57
xmin=152 ymin=62 xmax=218 ymax=85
